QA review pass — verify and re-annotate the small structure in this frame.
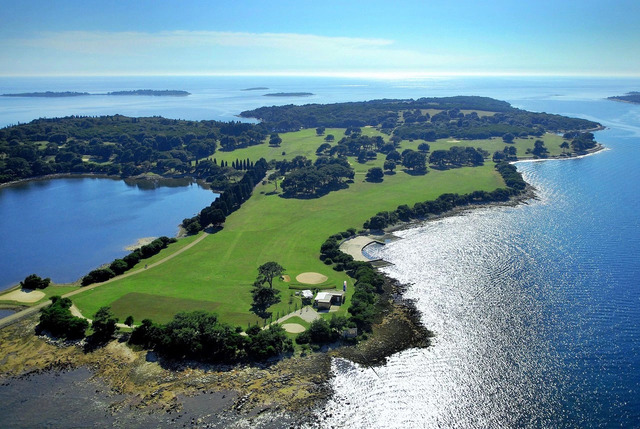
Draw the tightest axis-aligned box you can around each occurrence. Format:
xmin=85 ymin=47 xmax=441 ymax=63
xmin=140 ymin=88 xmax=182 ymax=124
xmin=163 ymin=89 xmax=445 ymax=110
xmin=314 ymin=290 xmax=345 ymax=310
xmin=301 ymin=289 xmax=314 ymax=304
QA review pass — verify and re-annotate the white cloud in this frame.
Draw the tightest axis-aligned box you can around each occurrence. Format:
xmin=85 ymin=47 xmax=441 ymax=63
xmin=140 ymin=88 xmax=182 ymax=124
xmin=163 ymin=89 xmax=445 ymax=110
xmin=1 ymin=30 xmax=469 ymax=75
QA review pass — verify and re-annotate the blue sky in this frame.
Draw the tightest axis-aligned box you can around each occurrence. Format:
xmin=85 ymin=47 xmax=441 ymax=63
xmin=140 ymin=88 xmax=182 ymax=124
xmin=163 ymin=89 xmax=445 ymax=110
xmin=1 ymin=0 xmax=639 ymax=77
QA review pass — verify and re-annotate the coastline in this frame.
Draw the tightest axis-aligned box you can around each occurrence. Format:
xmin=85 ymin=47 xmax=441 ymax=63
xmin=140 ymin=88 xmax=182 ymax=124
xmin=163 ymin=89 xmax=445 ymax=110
xmin=0 ymin=133 xmax=610 ymax=424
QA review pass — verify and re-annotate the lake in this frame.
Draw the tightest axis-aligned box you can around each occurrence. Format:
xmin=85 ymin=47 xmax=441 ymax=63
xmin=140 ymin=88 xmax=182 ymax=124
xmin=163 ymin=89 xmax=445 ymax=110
xmin=0 ymin=177 xmax=217 ymax=290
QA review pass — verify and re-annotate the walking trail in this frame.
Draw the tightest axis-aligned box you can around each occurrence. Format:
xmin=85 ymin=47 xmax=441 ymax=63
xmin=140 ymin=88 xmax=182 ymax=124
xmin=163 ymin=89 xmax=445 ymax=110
xmin=0 ymin=232 xmax=210 ymax=329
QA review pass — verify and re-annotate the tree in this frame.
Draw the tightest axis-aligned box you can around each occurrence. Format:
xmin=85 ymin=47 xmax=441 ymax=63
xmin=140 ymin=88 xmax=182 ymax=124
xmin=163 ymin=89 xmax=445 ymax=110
xmin=250 ymin=283 xmax=281 ymax=318
xmin=109 ymin=259 xmax=129 ymax=275
xmin=316 ymin=126 xmax=325 ymax=136
xmin=124 ymin=315 xmax=135 ymax=327
xmin=402 ymin=150 xmax=427 ymax=173
xmin=531 ymin=139 xmax=549 ymax=158
xmin=324 ymin=134 xmax=335 ymax=142
xmin=21 ymin=274 xmax=51 ymax=290
xmin=383 ymin=160 xmax=396 ymax=173
xmin=269 ymin=133 xmax=282 ymax=147
xmin=417 ymin=142 xmax=430 ymax=152
xmin=502 ymin=132 xmax=515 ymax=143
xmin=257 ymin=261 xmax=285 ymax=288
xmin=365 ymin=167 xmax=384 ymax=182
xmin=91 ymin=306 xmax=119 ymax=342
xmin=267 ymin=171 xmax=280 ymax=191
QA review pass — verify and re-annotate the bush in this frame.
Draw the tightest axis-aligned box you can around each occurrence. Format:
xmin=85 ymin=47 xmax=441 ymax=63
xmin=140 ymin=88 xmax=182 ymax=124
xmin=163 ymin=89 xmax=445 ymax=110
xmin=20 ymin=274 xmax=50 ymax=290
xmin=81 ymin=268 xmax=115 ymax=286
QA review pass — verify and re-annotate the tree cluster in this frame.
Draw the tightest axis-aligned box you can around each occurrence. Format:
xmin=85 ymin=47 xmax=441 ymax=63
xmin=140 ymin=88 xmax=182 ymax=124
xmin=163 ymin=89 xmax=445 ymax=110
xmin=20 ymin=273 xmax=51 ymax=289
xmin=0 ymin=115 xmax=267 ymax=183
xmin=36 ymin=296 xmax=89 ymax=340
xmin=241 ymin=97 xmax=598 ymax=141
xmin=295 ymin=316 xmax=350 ymax=345
xmin=182 ymin=158 xmax=268 ymax=233
xmin=81 ymin=236 xmax=176 ymax=286
xmin=564 ymin=132 xmax=598 ymax=153
xmin=363 ymin=162 xmax=526 ymax=231
xmin=129 ymin=311 xmax=293 ymax=362
xmin=492 ymin=146 xmax=518 ymax=162
xmin=429 ymin=146 xmax=487 ymax=169
xmin=280 ymin=157 xmax=354 ymax=197
xmin=240 ymin=96 xmax=515 ymax=131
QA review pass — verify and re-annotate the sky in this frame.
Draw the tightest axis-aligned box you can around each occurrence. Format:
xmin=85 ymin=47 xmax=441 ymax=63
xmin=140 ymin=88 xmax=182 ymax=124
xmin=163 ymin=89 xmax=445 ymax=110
xmin=1 ymin=0 xmax=639 ymax=77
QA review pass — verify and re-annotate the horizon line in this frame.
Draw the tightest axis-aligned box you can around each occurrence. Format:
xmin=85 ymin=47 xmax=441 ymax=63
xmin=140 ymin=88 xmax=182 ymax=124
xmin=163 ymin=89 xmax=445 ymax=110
xmin=1 ymin=71 xmax=640 ymax=79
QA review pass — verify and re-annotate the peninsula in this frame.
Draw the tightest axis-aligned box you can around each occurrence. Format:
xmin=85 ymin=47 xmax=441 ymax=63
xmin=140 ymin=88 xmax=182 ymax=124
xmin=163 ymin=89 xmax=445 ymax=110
xmin=608 ymin=91 xmax=640 ymax=104
xmin=0 ymin=96 xmax=602 ymax=423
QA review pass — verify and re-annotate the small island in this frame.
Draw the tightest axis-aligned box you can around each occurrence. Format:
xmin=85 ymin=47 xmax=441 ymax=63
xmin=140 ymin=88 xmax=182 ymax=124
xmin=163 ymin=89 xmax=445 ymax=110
xmin=264 ymin=92 xmax=314 ymax=97
xmin=242 ymin=87 xmax=269 ymax=91
xmin=608 ymin=91 xmax=640 ymax=104
xmin=106 ymin=89 xmax=190 ymax=96
xmin=2 ymin=91 xmax=90 ymax=97
xmin=2 ymin=89 xmax=190 ymax=98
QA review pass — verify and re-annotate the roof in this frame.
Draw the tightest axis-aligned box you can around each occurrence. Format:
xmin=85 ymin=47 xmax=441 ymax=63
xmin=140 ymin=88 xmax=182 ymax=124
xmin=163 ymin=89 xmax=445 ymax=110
xmin=315 ymin=292 xmax=332 ymax=302
xmin=301 ymin=290 xmax=314 ymax=299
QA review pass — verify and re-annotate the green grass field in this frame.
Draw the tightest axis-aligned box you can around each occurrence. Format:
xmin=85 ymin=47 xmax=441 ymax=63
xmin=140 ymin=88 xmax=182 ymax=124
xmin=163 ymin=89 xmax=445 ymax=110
xmin=72 ymin=127 xmax=561 ymax=328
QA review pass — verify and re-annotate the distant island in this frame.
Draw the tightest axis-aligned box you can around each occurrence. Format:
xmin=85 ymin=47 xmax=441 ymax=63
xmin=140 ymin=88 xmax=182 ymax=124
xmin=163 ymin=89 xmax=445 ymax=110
xmin=264 ymin=92 xmax=314 ymax=97
xmin=242 ymin=87 xmax=269 ymax=91
xmin=607 ymin=91 xmax=640 ymax=104
xmin=2 ymin=89 xmax=190 ymax=98
xmin=2 ymin=91 xmax=90 ymax=97
xmin=106 ymin=89 xmax=190 ymax=96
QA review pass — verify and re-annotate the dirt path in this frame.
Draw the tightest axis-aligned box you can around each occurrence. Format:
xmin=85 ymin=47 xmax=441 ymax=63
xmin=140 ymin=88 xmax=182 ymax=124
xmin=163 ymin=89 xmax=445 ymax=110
xmin=0 ymin=232 xmax=210 ymax=330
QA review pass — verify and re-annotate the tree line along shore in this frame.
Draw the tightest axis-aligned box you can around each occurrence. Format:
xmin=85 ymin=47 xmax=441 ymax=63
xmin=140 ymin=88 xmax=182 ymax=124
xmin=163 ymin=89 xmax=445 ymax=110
xmin=0 ymin=96 xmax=601 ymax=364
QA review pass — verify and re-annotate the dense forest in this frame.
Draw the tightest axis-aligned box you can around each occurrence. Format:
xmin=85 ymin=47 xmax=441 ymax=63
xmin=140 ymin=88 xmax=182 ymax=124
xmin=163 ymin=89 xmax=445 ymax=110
xmin=240 ymin=96 xmax=599 ymax=136
xmin=0 ymin=115 xmax=268 ymax=184
xmin=0 ymin=97 xmax=600 ymax=186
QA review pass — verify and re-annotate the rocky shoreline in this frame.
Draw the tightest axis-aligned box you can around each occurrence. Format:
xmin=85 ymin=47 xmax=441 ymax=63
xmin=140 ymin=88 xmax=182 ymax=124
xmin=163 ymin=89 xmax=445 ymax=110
xmin=0 ymin=272 xmax=431 ymax=427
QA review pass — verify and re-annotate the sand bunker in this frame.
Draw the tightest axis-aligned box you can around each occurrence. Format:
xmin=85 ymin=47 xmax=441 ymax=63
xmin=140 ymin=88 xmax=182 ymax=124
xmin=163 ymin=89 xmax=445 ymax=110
xmin=281 ymin=275 xmax=291 ymax=282
xmin=0 ymin=289 xmax=45 ymax=303
xmin=282 ymin=323 xmax=306 ymax=333
xmin=295 ymin=272 xmax=328 ymax=284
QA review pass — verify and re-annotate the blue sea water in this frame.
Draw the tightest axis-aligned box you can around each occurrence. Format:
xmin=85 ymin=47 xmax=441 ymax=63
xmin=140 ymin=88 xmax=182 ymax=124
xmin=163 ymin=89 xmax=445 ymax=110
xmin=0 ymin=75 xmax=639 ymax=427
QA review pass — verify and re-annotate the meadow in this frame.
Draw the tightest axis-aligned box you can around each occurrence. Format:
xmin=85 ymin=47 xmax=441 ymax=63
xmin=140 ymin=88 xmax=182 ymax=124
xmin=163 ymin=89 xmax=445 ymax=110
xmin=70 ymin=127 xmax=564 ymax=327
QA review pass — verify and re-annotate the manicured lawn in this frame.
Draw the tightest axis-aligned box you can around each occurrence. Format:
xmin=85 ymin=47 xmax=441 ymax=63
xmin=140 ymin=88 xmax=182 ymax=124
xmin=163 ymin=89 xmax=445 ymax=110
xmin=73 ymin=127 xmax=512 ymax=328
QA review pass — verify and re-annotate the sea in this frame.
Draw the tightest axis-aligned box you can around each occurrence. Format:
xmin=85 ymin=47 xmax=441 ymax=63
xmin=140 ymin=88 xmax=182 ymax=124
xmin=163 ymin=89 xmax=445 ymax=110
xmin=0 ymin=75 xmax=639 ymax=427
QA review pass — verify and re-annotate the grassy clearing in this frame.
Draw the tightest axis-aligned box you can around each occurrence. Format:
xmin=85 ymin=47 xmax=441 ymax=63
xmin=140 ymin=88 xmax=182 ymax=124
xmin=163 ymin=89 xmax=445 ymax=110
xmin=73 ymin=127 xmax=514 ymax=328
xmin=109 ymin=292 xmax=222 ymax=324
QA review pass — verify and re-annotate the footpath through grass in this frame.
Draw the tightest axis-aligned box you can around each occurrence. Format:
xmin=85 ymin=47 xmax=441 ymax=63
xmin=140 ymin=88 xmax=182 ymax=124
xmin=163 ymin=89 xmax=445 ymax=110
xmin=72 ymin=128 xmax=539 ymax=328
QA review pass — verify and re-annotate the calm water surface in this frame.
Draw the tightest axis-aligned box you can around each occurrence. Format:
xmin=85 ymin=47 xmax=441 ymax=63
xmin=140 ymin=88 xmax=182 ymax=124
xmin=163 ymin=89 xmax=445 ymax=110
xmin=0 ymin=178 xmax=216 ymax=290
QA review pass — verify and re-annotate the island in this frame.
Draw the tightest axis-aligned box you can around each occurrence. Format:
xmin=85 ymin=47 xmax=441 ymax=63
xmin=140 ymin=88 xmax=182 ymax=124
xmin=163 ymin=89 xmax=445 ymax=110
xmin=608 ymin=91 xmax=640 ymax=104
xmin=264 ymin=92 xmax=314 ymax=97
xmin=0 ymin=96 xmax=603 ymax=425
xmin=2 ymin=89 xmax=190 ymax=98
xmin=2 ymin=91 xmax=90 ymax=97
xmin=242 ymin=87 xmax=269 ymax=91
xmin=106 ymin=89 xmax=190 ymax=96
